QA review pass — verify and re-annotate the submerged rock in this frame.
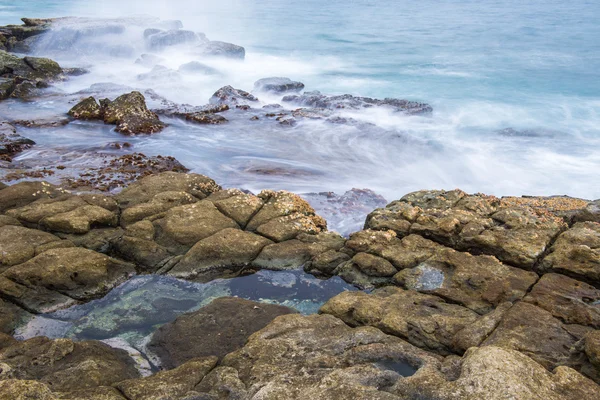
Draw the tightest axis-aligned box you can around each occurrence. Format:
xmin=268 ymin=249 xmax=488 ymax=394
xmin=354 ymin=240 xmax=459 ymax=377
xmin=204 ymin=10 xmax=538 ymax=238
xmin=254 ymin=77 xmax=305 ymax=93
xmin=178 ymin=61 xmax=219 ymax=75
xmin=0 ymin=121 xmax=35 ymax=161
xmin=148 ymin=297 xmax=297 ymax=368
xmin=146 ymin=29 xmax=203 ymax=51
xmin=282 ymin=90 xmax=433 ymax=115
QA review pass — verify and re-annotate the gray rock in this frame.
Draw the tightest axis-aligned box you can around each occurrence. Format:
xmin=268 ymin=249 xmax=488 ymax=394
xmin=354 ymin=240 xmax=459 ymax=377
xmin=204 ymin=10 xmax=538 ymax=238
xmin=254 ymin=77 xmax=305 ymax=93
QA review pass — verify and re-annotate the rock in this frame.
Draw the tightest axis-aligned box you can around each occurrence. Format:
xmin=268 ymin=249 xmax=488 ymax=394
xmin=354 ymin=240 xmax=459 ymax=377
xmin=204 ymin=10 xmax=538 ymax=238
xmin=524 ymin=273 xmax=600 ymax=328
xmin=539 ymin=222 xmax=600 ymax=284
xmin=120 ymin=191 xmax=197 ymax=226
xmin=213 ymin=313 xmax=441 ymax=399
xmin=67 ymin=97 xmax=103 ymax=120
xmin=146 ymin=30 xmax=202 ymax=51
xmin=574 ymin=199 xmax=600 ymax=223
xmin=320 ymin=286 xmax=481 ymax=355
xmin=246 ymin=190 xmax=323 ymax=232
xmin=451 ymin=302 xmax=513 ymax=353
xmin=178 ymin=61 xmax=219 ymax=75
xmin=0 ymin=298 xmax=28 ymax=335
xmin=0 ymin=380 xmax=56 ymax=400
xmin=350 ymin=252 xmax=398 ymax=277
xmin=185 ymin=112 xmax=228 ymax=125
xmin=585 ymin=330 xmax=600 ymax=370
xmin=56 ymin=228 xmax=123 ymax=253
xmin=364 ymin=190 xmax=568 ymax=270
xmin=0 ymin=181 xmax=64 ymax=213
xmin=53 ymin=386 xmax=126 ymax=400
xmin=254 ymin=77 xmax=305 ymax=93
xmin=136 ymin=65 xmax=181 ymax=82
xmin=282 ymin=91 xmax=433 ymax=115
xmin=115 ymin=172 xmax=221 ymax=209
xmin=207 ymin=189 xmax=264 ymax=228
xmin=2 ymin=247 xmax=134 ymax=309
xmin=102 ymin=91 xmax=165 ymax=134
xmin=0 ymin=337 xmax=139 ymax=391
xmin=148 ymin=297 xmax=297 ymax=368
xmin=41 ymin=205 xmax=118 ymax=234
xmin=0 ymin=121 xmax=35 ymax=160
xmin=252 ymin=239 xmax=327 ymax=271
xmin=168 ymin=228 xmax=273 ymax=281
xmin=135 ymin=54 xmax=166 ymax=68
xmin=209 ymin=85 xmax=258 ymax=107
xmin=114 ymin=357 xmax=217 ymax=400
xmin=153 ymin=201 xmax=239 ymax=253
xmin=482 ymin=301 xmax=593 ymax=375
xmin=394 ymin=346 xmax=600 ymax=400
xmin=0 ymin=225 xmax=69 ymax=269
xmin=196 ymin=41 xmax=245 ymax=59
xmin=6 ymin=195 xmax=88 ymax=226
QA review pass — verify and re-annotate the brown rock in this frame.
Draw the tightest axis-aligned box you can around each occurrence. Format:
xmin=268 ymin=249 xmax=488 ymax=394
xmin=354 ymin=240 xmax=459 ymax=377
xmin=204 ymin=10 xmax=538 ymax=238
xmin=147 ymin=297 xmax=297 ymax=369
xmin=0 ymin=225 xmax=69 ymax=270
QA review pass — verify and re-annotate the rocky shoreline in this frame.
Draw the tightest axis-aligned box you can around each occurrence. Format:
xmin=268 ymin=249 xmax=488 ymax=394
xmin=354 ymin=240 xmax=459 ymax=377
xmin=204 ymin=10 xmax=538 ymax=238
xmin=1 ymin=15 xmax=600 ymax=400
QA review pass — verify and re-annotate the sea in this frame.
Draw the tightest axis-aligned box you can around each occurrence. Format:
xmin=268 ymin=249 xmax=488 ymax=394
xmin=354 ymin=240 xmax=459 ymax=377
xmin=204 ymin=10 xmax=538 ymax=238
xmin=1 ymin=0 xmax=599 ymax=201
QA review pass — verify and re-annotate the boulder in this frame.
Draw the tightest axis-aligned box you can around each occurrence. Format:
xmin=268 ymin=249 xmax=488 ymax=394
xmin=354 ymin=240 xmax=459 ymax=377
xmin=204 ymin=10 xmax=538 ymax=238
xmin=146 ymin=29 xmax=202 ymax=51
xmin=120 ymin=191 xmax=197 ymax=226
xmin=67 ymin=97 xmax=103 ymax=120
xmin=320 ymin=286 xmax=480 ymax=355
xmin=0 ymin=298 xmax=28 ymax=335
xmin=103 ymin=91 xmax=165 ymax=134
xmin=0 ymin=337 xmax=139 ymax=391
xmin=539 ymin=222 xmax=600 ymax=284
xmin=0 ymin=181 xmax=64 ymax=212
xmin=185 ymin=112 xmax=228 ymax=124
xmin=0 ymin=380 xmax=56 ymax=400
xmin=207 ymin=189 xmax=264 ymax=228
xmin=0 ymin=121 xmax=35 ymax=160
xmin=196 ymin=41 xmax=245 ymax=59
xmin=254 ymin=77 xmax=305 ymax=93
xmin=41 ymin=205 xmax=118 ymax=234
xmin=209 ymin=85 xmax=258 ymax=107
xmin=147 ymin=297 xmax=297 ymax=368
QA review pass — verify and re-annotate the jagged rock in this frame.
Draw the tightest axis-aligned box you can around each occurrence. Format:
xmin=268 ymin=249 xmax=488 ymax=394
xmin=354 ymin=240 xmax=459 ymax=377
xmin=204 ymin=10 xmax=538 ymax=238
xmin=0 ymin=337 xmax=139 ymax=391
xmin=196 ymin=41 xmax=245 ymax=59
xmin=103 ymin=91 xmax=165 ymax=134
xmin=482 ymin=301 xmax=595 ymax=378
xmin=1 ymin=247 xmax=134 ymax=311
xmin=524 ymin=273 xmax=600 ymax=328
xmin=209 ymin=85 xmax=258 ymax=107
xmin=320 ymin=286 xmax=480 ymax=355
xmin=254 ymin=77 xmax=305 ymax=93
xmin=246 ymin=190 xmax=324 ymax=232
xmin=168 ymin=228 xmax=273 ymax=281
xmin=394 ymin=346 xmax=600 ymax=400
xmin=114 ymin=357 xmax=217 ymax=400
xmin=115 ymin=172 xmax=221 ymax=209
xmin=212 ymin=313 xmax=441 ymax=399
xmin=0 ymin=225 xmax=71 ymax=269
xmin=364 ymin=190 xmax=569 ymax=269
xmin=282 ymin=91 xmax=433 ymax=115
xmin=148 ymin=298 xmax=297 ymax=368
xmin=67 ymin=97 xmax=103 ymax=120
xmin=539 ymin=222 xmax=600 ymax=284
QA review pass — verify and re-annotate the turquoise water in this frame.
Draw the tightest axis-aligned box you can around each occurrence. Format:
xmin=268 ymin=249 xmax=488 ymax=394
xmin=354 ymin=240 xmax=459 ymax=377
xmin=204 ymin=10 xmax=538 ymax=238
xmin=1 ymin=0 xmax=599 ymax=200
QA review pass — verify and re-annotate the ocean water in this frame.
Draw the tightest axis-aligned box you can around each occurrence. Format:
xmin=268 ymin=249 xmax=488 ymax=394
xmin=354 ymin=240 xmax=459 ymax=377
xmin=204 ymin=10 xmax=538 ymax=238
xmin=1 ymin=0 xmax=599 ymax=202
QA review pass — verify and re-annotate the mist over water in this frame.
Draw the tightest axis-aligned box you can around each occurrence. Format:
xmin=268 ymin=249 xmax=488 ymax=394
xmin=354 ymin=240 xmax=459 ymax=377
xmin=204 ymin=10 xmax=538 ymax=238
xmin=1 ymin=0 xmax=600 ymax=205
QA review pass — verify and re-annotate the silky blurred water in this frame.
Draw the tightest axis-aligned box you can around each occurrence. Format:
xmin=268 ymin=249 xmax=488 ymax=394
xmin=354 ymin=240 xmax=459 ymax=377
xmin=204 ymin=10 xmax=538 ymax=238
xmin=1 ymin=0 xmax=599 ymax=201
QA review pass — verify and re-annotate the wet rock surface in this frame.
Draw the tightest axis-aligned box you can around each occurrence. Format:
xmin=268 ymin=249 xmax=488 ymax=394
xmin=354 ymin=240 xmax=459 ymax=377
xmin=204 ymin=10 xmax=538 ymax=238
xmin=254 ymin=77 xmax=305 ymax=93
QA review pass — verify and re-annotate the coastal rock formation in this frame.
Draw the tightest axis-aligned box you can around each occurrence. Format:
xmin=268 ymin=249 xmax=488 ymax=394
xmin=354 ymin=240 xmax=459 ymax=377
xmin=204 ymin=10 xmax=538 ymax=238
xmin=210 ymin=85 xmax=259 ymax=107
xmin=68 ymin=91 xmax=165 ymax=134
xmin=0 ymin=173 xmax=599 ymax=397
xmin=0 ymin=121 xmax=35 ymax=162
xmin=0 ymin=50 xmax=65 ymax=100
